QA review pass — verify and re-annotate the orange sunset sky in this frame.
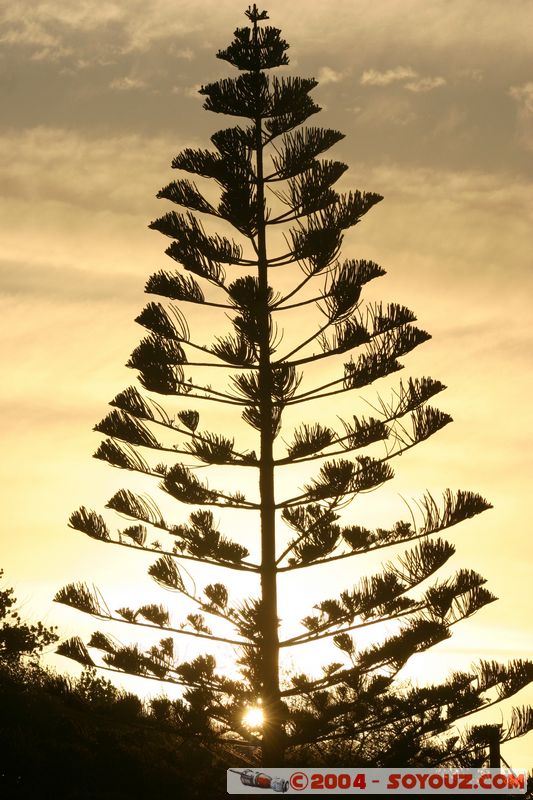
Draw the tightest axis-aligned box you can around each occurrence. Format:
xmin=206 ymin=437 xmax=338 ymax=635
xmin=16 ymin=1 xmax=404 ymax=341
xmin=1 ymin=0 xmax=532 ymax=767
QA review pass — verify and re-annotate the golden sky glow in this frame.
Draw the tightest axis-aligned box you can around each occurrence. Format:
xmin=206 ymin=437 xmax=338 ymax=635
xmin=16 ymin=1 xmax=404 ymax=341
xmin=1 ymin=0 xmax=532 ymax=766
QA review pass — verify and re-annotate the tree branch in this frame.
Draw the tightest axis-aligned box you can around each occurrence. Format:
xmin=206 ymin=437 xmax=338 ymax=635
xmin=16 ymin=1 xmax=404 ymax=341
xmin=280 ymin=604 xmax=424 ymax=648
xmin=71 ymin=525 xmax=259 ymax=573
xmin=93 ymin=608 xmax=256 ymax=647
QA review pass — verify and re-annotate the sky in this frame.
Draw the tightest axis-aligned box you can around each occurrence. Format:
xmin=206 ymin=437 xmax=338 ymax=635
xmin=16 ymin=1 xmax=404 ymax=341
xmin=1 ymin=0 xmax=532 ymax=767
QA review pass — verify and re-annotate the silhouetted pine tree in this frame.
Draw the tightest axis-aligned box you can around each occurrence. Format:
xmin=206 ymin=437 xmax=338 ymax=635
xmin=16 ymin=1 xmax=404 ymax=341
xmin=55 ymin=5 xmax=532 ymax=767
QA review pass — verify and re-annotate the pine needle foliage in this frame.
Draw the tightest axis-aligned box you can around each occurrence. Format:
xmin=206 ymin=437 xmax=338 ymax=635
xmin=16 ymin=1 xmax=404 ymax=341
xmin=55 ymin=4 xmax=532 ymax=768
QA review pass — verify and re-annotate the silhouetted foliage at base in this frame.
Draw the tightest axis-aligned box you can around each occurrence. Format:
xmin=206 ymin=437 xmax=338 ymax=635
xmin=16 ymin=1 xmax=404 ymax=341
xmin=0 ymin=624 xmax=529 ymax=798
xmin=1 ymin=663 xmax=528 ymax=800
xmin=0 ymin=667 xmax=223 ymax=800
xmin=0 ymin=573 xmax=223 ymax=798
xmin=0 ymin=569 xmax=57 ymax=663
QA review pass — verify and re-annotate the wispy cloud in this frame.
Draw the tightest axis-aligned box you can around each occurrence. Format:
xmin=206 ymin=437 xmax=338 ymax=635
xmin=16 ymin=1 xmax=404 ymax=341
xmin=317 ymin=66 xmax=345 ymax=85
xmin=509 ymin=81 xmax=533 ymax=115
xmin=508 ymin=82 xmax=533 ymax=152
xmin=0 ymin=259 xmax=140 ymax=304
xmin=361 ymin=66 xmax=417 ymax=87
xmin=171 ymin=83 xmax=202 ymax=98
xmin=0 ymin=19 xmax=59 ymax=48
xmin=30 ymin=45 xmax=73 ymax=61
xmin=458 ymin=68 xmax=484 ymax=83
xmin=405 ymin=76 xmax=446 ymax=93
xmin=109 ymin=75 xmax=147 ymax=91
xmin=168 ymin=45 xmax=194 ymax=60
xmin=361 ymin=66 xmax=445 ymax=93
xmin=354 ymin=94 xmax=416 ymax=126
xmin=0 ymin=0 xmax=201 ymax=64
xmin=0 ymin=17 xmax=73 ymax=61
xmin=0 ymin=126 xmax=182 ymax=214
xmin=0 ymin=127 xmax=193 ymax=289
xmin=342 ymin=160 xmax=533 ymax=296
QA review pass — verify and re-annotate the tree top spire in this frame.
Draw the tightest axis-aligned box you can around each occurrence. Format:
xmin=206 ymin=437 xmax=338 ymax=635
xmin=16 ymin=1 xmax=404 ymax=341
xmin=245 ymin=5 xmax=269 ymax=24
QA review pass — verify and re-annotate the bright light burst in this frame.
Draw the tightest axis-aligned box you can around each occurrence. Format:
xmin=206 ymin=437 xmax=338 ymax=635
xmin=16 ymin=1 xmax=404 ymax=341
xmin=242 ymin=705 xmax=264 ymax=731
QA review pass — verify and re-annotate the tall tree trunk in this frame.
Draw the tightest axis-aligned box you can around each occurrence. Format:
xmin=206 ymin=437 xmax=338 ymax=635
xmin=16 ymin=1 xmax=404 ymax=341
xmin=255 ymin=110 xmax=283 ymax=764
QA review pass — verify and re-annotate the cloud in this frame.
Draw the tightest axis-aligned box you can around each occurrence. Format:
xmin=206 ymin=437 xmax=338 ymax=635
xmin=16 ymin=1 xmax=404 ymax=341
xmin=508 ymin=82 xmax=533 ymax=152
xmin=0 ymin=1 xmax=125 ymax=66
xmin=405 ymin=76 xmax=446 ymax=93
xmin=1 ymin=1 xmax=125 ymax=37
xmin=0 ymin=259 xmax=140 ymax=304
xmin=361 ymin=67 xmax=445 ymax=93
xmin=0 ymin=0 xmax=198 ymax=64
xmin=0 ymin=19 xmax=58 ymax=48
xmin=340 ymin=160 xmax=533 ymax=300
xmin=431 ymin=107 xmax=468 ymax=138
xmin=0 ymin=126 xmax=232 ymax=290
xmin=274 ymin=0 xmax=533 ymax=62
xmin=3 ymin=0 xmax=533 ymax=73
xmin=509 ymin=82 xmax=533 ymax=115
xmin=172 ymin=83 xmax=203 ymax=98
xmin=317 ymin=66 xmax=345 ymax=85
xmin=109 ymin=75 xmax=147 ymax=91
xmin=30 ymin=45 xmax=73 ymax=61
xmin=168 ymin=45 xmax=194 ymax=60
xmin=0 ymin=18 xmax=74 ymax=61
xmin=0 ymin=126 xmax=183 ymax=214
xmin=354 ymin=94 xmax=416 ymax=127
xmin=361 ymin=66 xmax=417 ymax=87
xmin=458 ymin=68 xmax=484 ymax=83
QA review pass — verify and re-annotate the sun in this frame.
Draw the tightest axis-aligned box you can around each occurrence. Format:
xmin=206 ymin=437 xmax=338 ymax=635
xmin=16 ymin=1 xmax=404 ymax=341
xmin=242 ymin=705 xmax=264 ymax=731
